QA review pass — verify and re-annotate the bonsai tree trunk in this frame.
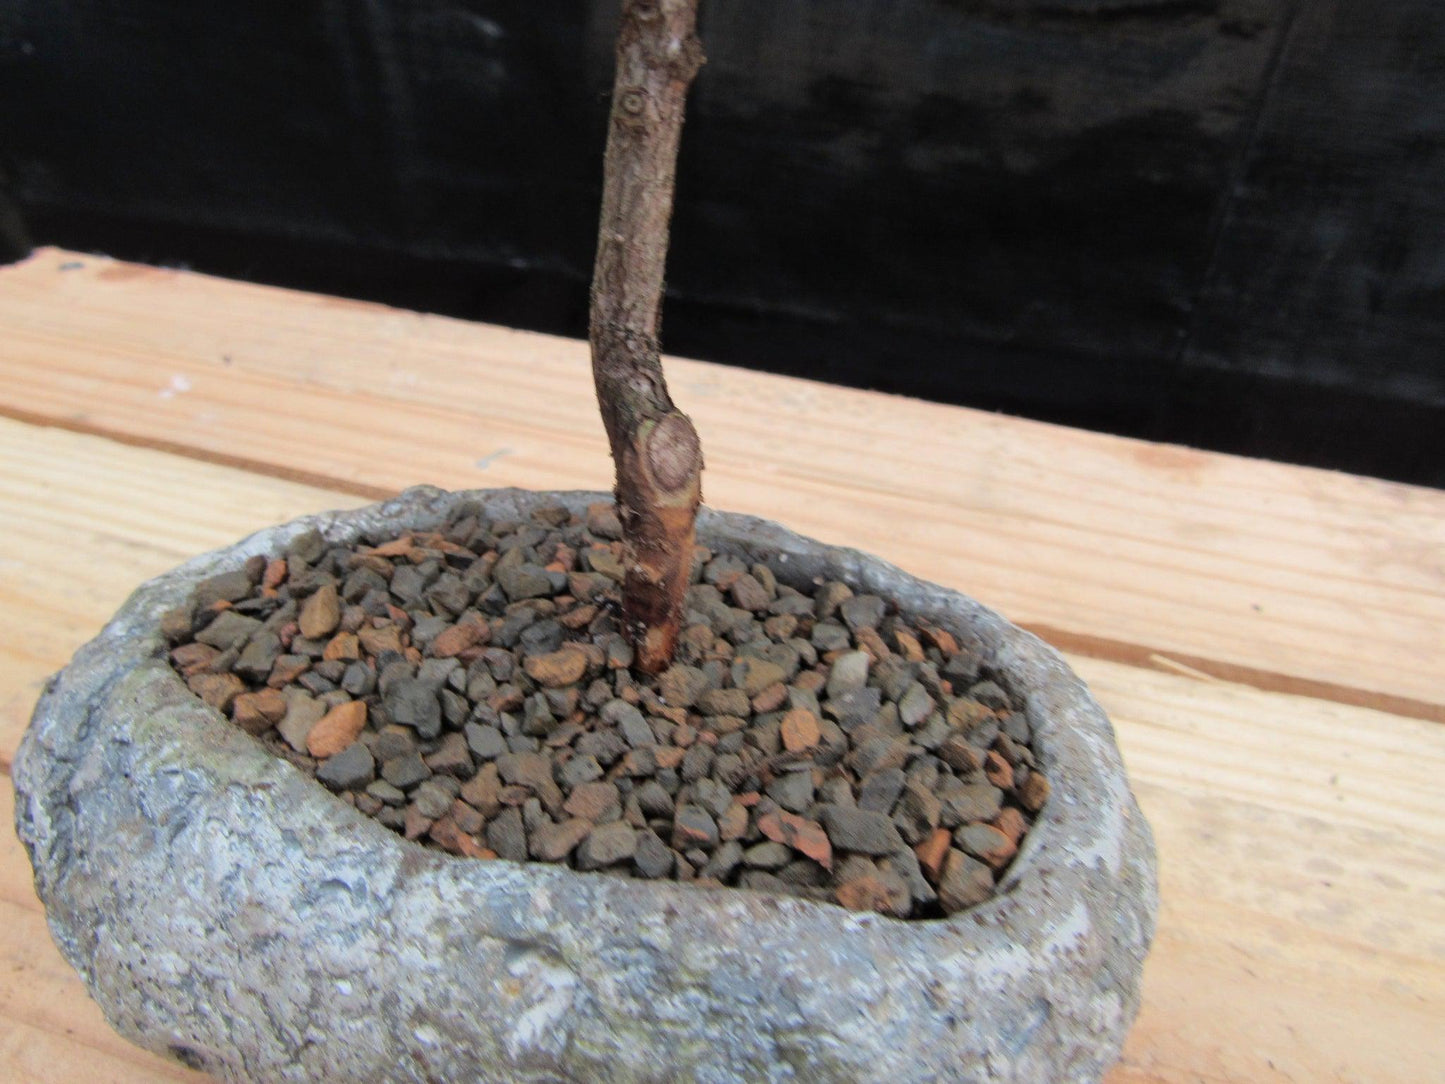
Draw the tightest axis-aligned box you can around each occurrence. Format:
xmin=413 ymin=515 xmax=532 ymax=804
xmin=590 ymin=0 xmax=706 ymax=674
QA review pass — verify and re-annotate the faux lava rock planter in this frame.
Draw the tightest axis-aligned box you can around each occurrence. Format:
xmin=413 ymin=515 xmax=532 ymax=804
xmin=13 ymin=486 xmax=1157 ymax=1083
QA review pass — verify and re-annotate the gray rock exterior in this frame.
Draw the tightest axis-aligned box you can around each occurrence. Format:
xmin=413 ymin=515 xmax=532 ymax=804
xmin=13 ymin=487 xmax=1157 ymax=1083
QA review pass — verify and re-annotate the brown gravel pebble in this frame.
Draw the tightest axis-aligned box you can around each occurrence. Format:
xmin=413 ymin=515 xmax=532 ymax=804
xmin=1019 ymin=771 xmax=1052 ymax=813
xmin=298 ymin=584 xmax=341 ymax=640
xmin=915 ymin=827 xmax=953 ymax=883
xmin=779 ymin=708 xmax=821 ymax=752
xmin=187 ymin=672 xmax=245 ymax=712
xmin=984 ymin=750 xmax=1015 ymax=790
xmin=993 ymin=806 xmax=1028 ymax=845
xmin=168 ymin=502 xmax=1047 ymax=921
xmin=306 ymin=700 xmax=367 ymax=758
xmin=524 ymin=647 xmax=589 ymax=688
xmin=232 ymin=688 xmax=287 ymax=735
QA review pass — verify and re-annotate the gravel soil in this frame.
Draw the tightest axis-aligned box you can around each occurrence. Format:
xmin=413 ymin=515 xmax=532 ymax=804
xmin=164 ymin=500 xmax=1050 ymax=919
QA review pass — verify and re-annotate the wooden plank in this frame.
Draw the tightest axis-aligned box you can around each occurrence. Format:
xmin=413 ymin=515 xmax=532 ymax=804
xmin=1 ymin=249 xmax=1441 ymax=721
xmin=1 ymin=419 xmax=1441 ymax=1082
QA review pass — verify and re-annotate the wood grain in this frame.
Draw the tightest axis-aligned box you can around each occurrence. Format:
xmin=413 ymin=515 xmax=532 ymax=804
xmin=0 ymin=248 xmax=1441 ymax=721
xmin=1 ymin=418 xmax=1441 ymax=1081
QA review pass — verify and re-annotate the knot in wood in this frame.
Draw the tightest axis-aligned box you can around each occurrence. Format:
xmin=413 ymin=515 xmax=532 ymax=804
xmin=616 ymin=86 xmax=651 ymax=129
xmin=645 ymin=412 xmax=701 ymax=494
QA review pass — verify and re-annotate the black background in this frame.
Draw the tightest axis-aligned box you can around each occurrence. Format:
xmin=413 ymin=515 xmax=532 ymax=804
xmin=2 ymin=0 xmax=1442 ymax=485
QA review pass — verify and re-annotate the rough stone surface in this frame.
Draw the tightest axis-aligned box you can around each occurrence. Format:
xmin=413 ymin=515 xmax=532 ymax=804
xmin=12 ymin=486 xmax=1157 ymax=1084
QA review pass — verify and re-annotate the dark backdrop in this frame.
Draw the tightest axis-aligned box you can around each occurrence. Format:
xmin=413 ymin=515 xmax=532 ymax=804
xmin=2 ymin=0 xmax=1442 ymax=485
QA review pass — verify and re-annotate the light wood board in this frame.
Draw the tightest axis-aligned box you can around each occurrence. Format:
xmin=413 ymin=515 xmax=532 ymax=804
xmin=1 ymin=418 xmax=1441 ymax=1082
xmin=1 ymin=248 xmax=1441 ymax=724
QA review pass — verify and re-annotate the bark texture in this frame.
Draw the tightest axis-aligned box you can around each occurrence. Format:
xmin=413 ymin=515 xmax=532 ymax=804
xmin=590 ymin=0 xmax=705 ymax=673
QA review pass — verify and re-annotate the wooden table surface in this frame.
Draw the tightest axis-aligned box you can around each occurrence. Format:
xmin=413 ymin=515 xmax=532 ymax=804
xmin=1 ymin=247 xmax=1441 ymax=1083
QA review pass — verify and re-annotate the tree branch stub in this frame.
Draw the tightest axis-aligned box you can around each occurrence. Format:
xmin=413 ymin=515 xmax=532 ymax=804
xmin=589 ymin=0 xmax=706 ymax=674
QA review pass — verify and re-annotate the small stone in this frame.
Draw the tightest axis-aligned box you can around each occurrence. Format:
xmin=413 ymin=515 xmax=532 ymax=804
xmin=938 ymin=734 xmax=984 ymax=774
xmin=671 ymin=805 xmax=719 ymax=850
xmin=524 ymin=647 xmax=588 ymax=688
xmin=193 ymin=570 xmax=255 ymax=612
xmin=464 ymin=723 xmax=507 ymax=760
xmin=680 ymin=742 xmax=714 ymax=783
xmin=403 ymin=804 xmax=433 ymax=841
xmin=691 ymin=778 xmax=732 ymax=820
xmin=496 ymin=752 xmax=564 ymax=813
xmin=626 ymin=779 xmax=669 ymax=818
xmin=316 ymin=742 xmax=375 ymax=790
xmin=819 ymin=804 xmax=906 ymax=856
xmin=840 ymin=594 xmax=886 ymax=631
xmin=326 ymin=633 xmax=364 ymax=667
xmin=496 ymin=562 xmax=553 ymax=601
xmin=187 ymin=672 xmax=246 ymax=712
xmin=700 ymin=840 xmax=744 ymax=881
xmin=358 ymin=624 xmax=405 ymax=657
xmin=633 ymin=830 xmax=673 ymax=878
xmin=956 ymin=823 xmax=1017 ymax=870
xmin=564 ymin=781 xmax=621 ymax=822
xmin=277 ymin=690 xmax=326 ymax=752
xmin=716 ymin=801 xmax=749 ymax=841
xmin=741 ymin=841 xmax=792 ymax=870
xmin=984 ymin=750 xmax=1015 ymax=790
xmin=231 ymin=688 xmax=286 ymax=735
xmin=619 ymin=713 xmax=657 ymax=750
xmin=425 ymin=732 xmax=474 ymax=777
xmin=411 ymin=779 xmax=455 ymax=820
xmin=372 ymin=725 xmax=417 ymax=763
xmin=658 ymin=664 xmax=709 ymax=708
xmin=307 ymin=700 xmax=367 ymax=758
xmin=427 ymin=814 xmax=488 ymax=858
xmin=432 ymin=621 xmax=486 ymax=658
xmin=696 ymin=688 xmax=749 ymax=716
xmin=586 ymin=502 xmax=624 ymax=539
xmin=267 ymin=654 xmax=312 ymax=689
xmin=834 ymin=856 xmax=909 ymax=916
xmin=825 ymin=651 xmax=870 ymax=698
xmin=385 ymin=678 xmax=443 ymax=739
xmin=729 ymin=573 xmax=770 ymax=612
xmin=577 ymin=821 xmax=637 ymax=869
xmin=915 ymin=827 xmax=953 ymax=883
xmin=298 ymin=584 xmax=341 ymax=640
xmin=558 ymin=754 xmax=604 ymax=788
xmin=733 ymin=658 xmax=785 ymax=697
xmin=756 ymin=808 xmax=833 ymax=869
xmin=937 ymin=849 xmax=995 ymax=914
xmin=858 ymin=767 xmax=906 ymax=814
xmin=460 ymin=762 xmax=502 ymax=816
xmin=814 ymin=581 xmax=853 ymax=620
xmin=948 ymin=697 xmax=994 ymax=732
xmin=530 ymin=818 xmax=594 ymax=862
xmin=285 ymin=528 xmax=325 ymax=564
xmin=366 ymin=779 xmax=406 ymax=806
xmin=894 ymin=783 xmax=942 ymax=845
xmin=195 ymin=611 xmax=263 ymax=652
xmin=897 ymin=682 xmax=935 ymax=728
xmin=779 ymin=708 xmax=821 ymax=752
xmin=848 ymin=736 xmax=909 ymax=777
xmin=1019 ymin=771 xmax=1051 ymax=812
xmin=993 ymin=806 xmax=1028 ymax=844
xmin=233 ymin=632 xmax=283 ymax=682
xmin=939 ymin=781 xmax=1004 ymax=826
xmin=381 ymin=752 xmax=431 ymax=789
xmin=486 ymin=807 xmax=528 ymax=861
xmin=765 ymin=770 xmax=814 ymax=814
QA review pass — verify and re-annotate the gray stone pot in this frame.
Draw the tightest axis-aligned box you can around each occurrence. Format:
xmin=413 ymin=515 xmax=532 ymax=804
xmin=13 ymin=486 xmax=1156 ymax=1084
